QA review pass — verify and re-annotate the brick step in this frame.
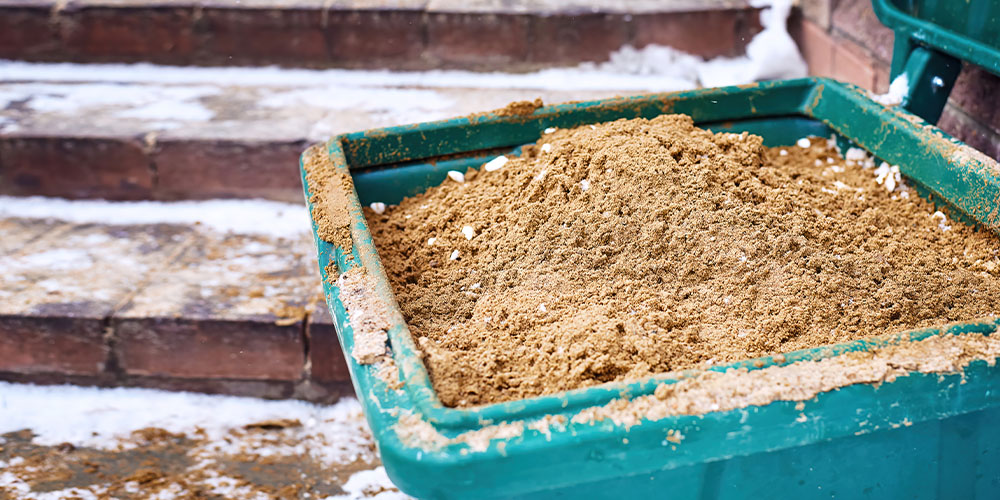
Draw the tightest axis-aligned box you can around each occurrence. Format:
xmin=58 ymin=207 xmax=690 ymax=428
xmin=0 ymin=206 xmax=351 ymax=402
xmin=0 ymin=60 xmax=703 ymax=201
xmin=2 ymin=0 xmax=761 ymax=70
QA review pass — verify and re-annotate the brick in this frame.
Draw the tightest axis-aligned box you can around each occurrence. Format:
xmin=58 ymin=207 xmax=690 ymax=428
xmin=830 ymin=0 xmax=894 ymax=64
xmin=873 ymin=59 xmax=891 ymax=94
xmin=633 ymin=9 xmax=762 ymax=59
xmin=0 ymin=223 xmax=191 ymax=376
xmin=0 ymin=314 xmax=107 ymax=376
xmin=796 ymin=18 xmax=834 ymax=78
xmin=308 ymin=299 xmax=350 ymax=383
xmin=426 ymin=13 xmax=530 ymax=66
xmin=799 ymin=0 xmax=832 ymax=29
xmin=938 ymin=107 xmax=1000 ymax=163
xmin=528 ymin=13 xmax=629 ymax=64
xmin=198 ymin=7 xmax=328 ymax=66
xmin=948 ymin=64 xmax=1000 ymax=135
xmin=830 ymin=33 xmax=878 ymax=90
xmin=0 ymin=135 xmax=153 ymax=199
xmin=115 ymin=232 xmax=317 ymax=381
xmin=61 ymin=6 xmax=197 ymax=63
xmin=326 ymin=10 xmax=425 ymax=66
xmin=151 ymin=139 xmax=307 ymax=202
xmin=115 ymin=317 xmax=305 ymax=380
xmin=0 ymin=3 xmax=61 ymax=60
xmin=0 ymin=370 xmax=114 ymax=388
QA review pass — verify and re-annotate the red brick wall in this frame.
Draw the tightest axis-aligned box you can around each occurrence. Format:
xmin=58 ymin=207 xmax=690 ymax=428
xmin=794 ymin=0 xmax=1000 ymax=161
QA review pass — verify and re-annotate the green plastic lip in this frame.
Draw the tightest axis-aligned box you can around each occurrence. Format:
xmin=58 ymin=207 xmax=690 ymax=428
xmin=303 ymin=77 xmax=1000 ymax=434
xmin=873 ymin=0 xmax=1000 ymax=77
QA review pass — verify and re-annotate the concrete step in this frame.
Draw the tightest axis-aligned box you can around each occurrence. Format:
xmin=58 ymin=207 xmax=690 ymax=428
xmin=1 ymin=0 xmax=761 ymax=70
xmin=0 ymin=59 xmax=713 ymax=201
xmin=0 ymin=199 xmax=349 ymax=402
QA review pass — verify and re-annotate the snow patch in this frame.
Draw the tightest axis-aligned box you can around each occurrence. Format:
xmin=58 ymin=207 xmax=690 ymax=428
xmin=696 ymin=0 xmax=807 ymax=87
xmin=0 ymin=383 xmax=373 ymax=468
xmin=326 ymin=467 xmax=408 ymax=500
xmin=0 ymin=196 xmax=310 ymax=238
xmin=872 ymin=73 xmax=909 ymax=107
xmin=2 ymin=19 xmax=806 ymax=100
xmin=10 ymin=82 xmax=218 ymax=122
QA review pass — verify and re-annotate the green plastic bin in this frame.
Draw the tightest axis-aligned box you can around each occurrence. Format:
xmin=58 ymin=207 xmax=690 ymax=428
xmin=301 ymin=1 xmax=1000 ymax=498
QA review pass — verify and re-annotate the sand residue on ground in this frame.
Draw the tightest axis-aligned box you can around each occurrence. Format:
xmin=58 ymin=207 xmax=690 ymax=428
xmin=367 ymin=114 xmax=1000 ymax=407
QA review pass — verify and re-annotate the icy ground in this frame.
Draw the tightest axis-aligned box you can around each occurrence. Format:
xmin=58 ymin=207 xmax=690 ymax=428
xmin=0 ymin=383 xmax=408 ymax=499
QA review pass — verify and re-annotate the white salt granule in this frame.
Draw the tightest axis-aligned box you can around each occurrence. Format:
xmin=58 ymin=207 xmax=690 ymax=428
xmin=796 ymin=137 xmax=811 ymax=148
xmin=544 ymin=127 xmax=557 ymax=134
xmin=590 ymin=125 xmax=596 ymax=130
xmin=447 ymin=170 xmax=465 ymax=183
xmin=580 ymin=179 xmax=591 ymax=191
xmin=461 ymin=225 xmax=475 ymax=240
xmin=483 ymin=155 xmax=508 ymax=172
xmin=845 ymin=147 xmax=867 ymax=161
xmin=885 ymin=171 xmax=897 ymax=192
xmin=874 ymin=162 xmax=891 ymax=185
xmin=427 ymin=237 xmax=437 ymax=246
xmin=826 ymin=157 xmax=834 ymax=164
xmin=833 ymin=181 xmax=852 ymax=190
xmin=450 ymin=250 xmax=460 ymax=260
xmin=931 ymin=211 xmax=952 ymax=231
xmin=540 ymin=143 xmax=552 ymax=153
xmin=538 ymin=303 xmax=547 ymax=312
xmin=779 ymin=149 xmax=788 ymax=156
xmin=876 ymin=163 xmax=902 ymax=192
xmin=470 ymin=283 xmax=480 ymax=289
xmin=369 ymin=202 xmax=386 ymax=214
xmin=814 ymin=159 xmax=823 ymax=167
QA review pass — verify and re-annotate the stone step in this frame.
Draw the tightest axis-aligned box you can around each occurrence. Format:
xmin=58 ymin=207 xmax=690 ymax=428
xmin=1 ymin=0 xmax=761 ymax=70
xmin=0 ymin=199 xmax=350 ymax=402
xmin=0 ymin=59 xmax=715 ymax=201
